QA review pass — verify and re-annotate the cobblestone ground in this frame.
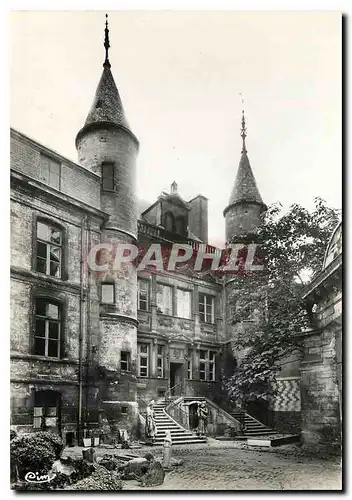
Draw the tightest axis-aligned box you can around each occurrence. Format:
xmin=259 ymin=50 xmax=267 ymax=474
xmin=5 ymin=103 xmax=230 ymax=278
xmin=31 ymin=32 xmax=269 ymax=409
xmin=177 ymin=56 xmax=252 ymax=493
xmin=65 ymin=441 xmax=342 ymax=491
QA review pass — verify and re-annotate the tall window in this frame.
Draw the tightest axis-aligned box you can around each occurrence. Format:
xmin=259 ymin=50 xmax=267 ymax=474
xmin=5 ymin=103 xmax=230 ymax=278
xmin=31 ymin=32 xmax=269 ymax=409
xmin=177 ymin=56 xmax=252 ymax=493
xmin=187 ymin=350 xmax=192 ymax=380
xmin=175 ymin=216 xmax=187 ymax=236
xmin=156 ymin=284 xmax=173 ymax=315
xmin=163 ymin=212 xmax=175 ymax=233
xmin=101 ymin=162 xmax=115 ymax=191
xmin=176 ymin=289 xmax=191 ymax=319
xmin=138 ymin=280 xmax=149 ymax=311
xmin=138 ymin=343 xmax=149 ymax=377
xmin=40 ymin=154 xmax=61 ymax=190
xmin=199 ymin=349 xmax=216 ymax=381
xmin=199 ymin=293 xmax=214 ymax=324
xmin=36 ymin=221 xmax=62 ymax=278
xmin=199 ymin=350 xmax=206 ymax=381
xmin=209 ymin=351 xmax=216 ymax=381
xmin=157 ymin=345 xmax=164 ymax=378
xmin=34 ymin=298 xmax=61 ymax=358
xmin=101 ymin=283 xmax=115 ymax=304
xmin=120 ymin=351 xmax=130 ymax=371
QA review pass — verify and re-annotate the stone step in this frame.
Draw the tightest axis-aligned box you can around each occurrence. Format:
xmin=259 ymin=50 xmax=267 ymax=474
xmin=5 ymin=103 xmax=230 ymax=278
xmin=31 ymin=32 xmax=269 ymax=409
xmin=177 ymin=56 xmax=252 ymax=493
xmin=156 ymin=430 xmax=192 ymax=434
xmin=154 ymin=436 xmax=206 ymax=444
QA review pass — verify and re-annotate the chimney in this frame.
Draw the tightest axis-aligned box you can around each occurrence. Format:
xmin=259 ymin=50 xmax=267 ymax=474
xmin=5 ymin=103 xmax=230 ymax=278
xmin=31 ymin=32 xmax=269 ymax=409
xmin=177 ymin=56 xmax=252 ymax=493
xmin=188 ymin=195 xmax=208 ymax=243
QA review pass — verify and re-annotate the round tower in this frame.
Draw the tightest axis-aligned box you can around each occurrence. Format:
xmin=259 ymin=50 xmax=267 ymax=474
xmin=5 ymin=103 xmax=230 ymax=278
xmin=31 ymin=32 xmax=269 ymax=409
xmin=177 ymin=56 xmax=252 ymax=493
xmin=223 ymin=111 xmax=266 ymax=243
xmin=223 ymin=111 xmax=267 ymax=363
xmin=76 ymin=15 xmax=139 ymax=437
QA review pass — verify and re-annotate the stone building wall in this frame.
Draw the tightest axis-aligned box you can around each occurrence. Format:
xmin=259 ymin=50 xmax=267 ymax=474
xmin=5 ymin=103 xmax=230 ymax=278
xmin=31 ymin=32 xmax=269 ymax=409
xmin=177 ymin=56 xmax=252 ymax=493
xmin=300 ymin=224 xmax=342 ymax=453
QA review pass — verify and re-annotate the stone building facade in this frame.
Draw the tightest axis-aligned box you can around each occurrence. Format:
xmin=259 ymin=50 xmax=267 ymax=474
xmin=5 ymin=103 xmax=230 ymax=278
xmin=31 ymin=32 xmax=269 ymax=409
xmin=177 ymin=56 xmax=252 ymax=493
xmin=10 ymin=18 xmax=337 ymax=446
xmin=299 ymin=223 xmax=342 ymax=452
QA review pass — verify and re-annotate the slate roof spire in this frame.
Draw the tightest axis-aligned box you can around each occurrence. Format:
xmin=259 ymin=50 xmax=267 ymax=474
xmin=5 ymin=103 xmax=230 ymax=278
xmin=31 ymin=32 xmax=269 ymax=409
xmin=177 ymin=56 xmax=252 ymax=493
xmin=76 ymin=14 xmax=138 ymax=146
xmin=226 ymin=111 xmax=264 ymax=208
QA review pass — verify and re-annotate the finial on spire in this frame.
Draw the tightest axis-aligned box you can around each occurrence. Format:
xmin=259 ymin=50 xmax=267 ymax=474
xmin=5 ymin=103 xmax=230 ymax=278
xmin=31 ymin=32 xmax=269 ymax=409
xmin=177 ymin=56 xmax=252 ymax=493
xmin=171 ymin=181 xmax=178 ymax=194
xmin=104 ymin=14 xmax=111 ymax=68
xmin=239 ymin=93 xmax=247 ymax=153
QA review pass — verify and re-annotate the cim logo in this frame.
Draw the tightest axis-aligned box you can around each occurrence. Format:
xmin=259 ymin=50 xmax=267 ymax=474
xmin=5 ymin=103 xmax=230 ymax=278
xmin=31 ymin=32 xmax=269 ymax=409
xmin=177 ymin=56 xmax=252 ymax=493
xmin=24 ymin=471 xmax=57 ymax=483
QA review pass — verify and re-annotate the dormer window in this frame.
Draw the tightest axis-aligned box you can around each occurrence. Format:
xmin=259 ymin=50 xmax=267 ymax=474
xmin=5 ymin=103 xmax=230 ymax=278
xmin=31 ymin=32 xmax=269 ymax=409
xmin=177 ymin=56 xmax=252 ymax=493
xmin=101 ymin=162 xmax=115 ymax=191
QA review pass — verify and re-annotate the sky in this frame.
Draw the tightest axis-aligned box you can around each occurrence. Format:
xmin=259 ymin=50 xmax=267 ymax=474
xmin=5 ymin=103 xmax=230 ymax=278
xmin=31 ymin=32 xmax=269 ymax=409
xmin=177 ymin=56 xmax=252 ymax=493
xmin=10 ymin=10 xmax=342 ymax=246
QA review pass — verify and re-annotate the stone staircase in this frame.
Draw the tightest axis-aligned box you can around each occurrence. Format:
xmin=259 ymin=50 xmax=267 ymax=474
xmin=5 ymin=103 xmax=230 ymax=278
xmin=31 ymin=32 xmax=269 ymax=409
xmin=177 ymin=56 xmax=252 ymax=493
xmin=151 ymin=400 xmax=207 ymax=446
xmin=231 ymin=409 xmax=279 ymax=437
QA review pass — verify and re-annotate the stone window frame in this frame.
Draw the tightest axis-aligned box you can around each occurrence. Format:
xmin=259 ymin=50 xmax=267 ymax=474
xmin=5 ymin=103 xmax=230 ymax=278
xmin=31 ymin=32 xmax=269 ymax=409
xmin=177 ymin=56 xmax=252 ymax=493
xmin=33 ymin=389 xmax=61 ymax=430
xmin=199 ymin=293 xmax=215 ymax=324
xmin=39 ymin=152 xmax=61 ymax=191
xmin=120 ymin=350 xmax=131 ymax=372
xmin=157 ymin=344 xmax=164 ymax=378
xmin=101 ymin=162 xmax=115 ymax=192
xmin=138 ymin=279 xmax=150 ymax=312
xmin=30 ymin=288 xmax=68 ymax=359
xmin=176 ymin=287 xmax=193 ymax=320
xmin=101 ymin=281 xmax=115 ymax=304
xmin=163 ymin=211 xmax=175 ymax=233
xmin=138 ymin=342 xmax=150 ymax=377
xmin=156 ymin=282 xmax=173 ymax=315
xmin=199 ymin=349 xmax=216 ymax=382
xmin=32 ymin=214 xmax=69 ymax=281
xmin=187 ymin=350 xmax=192 ymax=380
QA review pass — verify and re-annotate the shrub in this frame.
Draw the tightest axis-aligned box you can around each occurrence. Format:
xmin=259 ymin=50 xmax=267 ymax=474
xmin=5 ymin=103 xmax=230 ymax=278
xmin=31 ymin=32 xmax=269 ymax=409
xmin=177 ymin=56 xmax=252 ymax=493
xmin=10 ymin=432 xmax=63 ymax=480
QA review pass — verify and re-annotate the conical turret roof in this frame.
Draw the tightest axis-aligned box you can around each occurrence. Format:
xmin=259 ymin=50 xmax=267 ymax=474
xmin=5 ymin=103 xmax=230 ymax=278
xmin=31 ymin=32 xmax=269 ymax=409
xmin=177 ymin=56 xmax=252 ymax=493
xmin=84 ymin=65 xmax=131 ymax=132
xmin=228 ymin=150 xmax=264 ymax=206
xmin=76 ymin=14 xmax=137 ymax=146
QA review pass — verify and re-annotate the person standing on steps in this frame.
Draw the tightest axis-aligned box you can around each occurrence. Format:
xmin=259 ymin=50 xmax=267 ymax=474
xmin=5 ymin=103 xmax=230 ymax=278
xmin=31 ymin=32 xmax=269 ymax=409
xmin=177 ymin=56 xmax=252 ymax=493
xmin=145 ymin=400 xmax=157 ymax=445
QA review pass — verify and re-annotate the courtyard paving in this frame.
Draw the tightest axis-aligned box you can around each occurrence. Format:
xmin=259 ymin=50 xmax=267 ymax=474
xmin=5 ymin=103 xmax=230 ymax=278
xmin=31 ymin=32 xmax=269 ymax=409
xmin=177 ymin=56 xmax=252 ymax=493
xmin=64 ymin=440 xmax=342 ymax=491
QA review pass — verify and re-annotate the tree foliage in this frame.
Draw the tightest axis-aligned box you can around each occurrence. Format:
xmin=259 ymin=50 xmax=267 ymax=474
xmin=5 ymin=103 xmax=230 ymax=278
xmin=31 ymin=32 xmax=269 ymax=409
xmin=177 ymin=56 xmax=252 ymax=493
xmin=224 ymin=197 xmax=341 ymax=404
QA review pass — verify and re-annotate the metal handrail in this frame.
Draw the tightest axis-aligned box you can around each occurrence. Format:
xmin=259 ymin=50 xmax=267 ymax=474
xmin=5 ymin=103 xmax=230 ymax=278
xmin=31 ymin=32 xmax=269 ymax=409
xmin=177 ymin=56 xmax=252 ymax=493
xmin=164 ymin=380 xmax=184 ymax=403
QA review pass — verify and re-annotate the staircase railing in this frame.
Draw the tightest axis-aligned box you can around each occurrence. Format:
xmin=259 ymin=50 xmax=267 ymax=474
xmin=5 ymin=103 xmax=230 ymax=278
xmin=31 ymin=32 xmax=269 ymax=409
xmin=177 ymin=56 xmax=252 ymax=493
xmin=164 ymin=380 xmax=184 ymax=403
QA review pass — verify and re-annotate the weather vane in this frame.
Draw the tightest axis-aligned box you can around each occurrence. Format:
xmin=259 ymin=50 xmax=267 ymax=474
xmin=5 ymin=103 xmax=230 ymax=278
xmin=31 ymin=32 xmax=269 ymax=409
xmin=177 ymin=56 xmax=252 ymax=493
xmin=239 ymin=93 xmax=247 ymax=153
xmin=104 ymin=14 xmax=111 ymax=68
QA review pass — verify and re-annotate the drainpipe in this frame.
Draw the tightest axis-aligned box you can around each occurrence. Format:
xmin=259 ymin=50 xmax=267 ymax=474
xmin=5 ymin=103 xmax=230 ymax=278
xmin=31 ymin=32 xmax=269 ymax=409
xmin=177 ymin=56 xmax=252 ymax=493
xmin=78 ymin=215 xmax=88 ymax=444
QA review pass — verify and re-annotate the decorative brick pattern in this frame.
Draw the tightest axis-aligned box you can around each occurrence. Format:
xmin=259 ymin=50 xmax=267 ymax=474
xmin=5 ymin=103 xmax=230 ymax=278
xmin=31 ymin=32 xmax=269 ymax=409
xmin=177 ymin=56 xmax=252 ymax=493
xmin=272 ymin=378 xmax=301 ymax=412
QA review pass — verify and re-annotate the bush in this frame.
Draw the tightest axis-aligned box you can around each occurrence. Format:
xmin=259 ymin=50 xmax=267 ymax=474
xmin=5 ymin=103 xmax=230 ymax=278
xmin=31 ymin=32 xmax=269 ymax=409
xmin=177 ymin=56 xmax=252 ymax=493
xmin=39 ymin=432 xmax=64 ymax=459
xmin=10 ymin=432 xmax=63 ymax=480
xmin=66 ymin=466 xmax=123 ymax=491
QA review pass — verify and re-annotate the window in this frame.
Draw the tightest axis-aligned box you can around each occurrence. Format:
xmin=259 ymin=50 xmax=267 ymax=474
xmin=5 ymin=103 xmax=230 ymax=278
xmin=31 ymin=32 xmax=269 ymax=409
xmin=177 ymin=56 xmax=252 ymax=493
xmin=120 ymin=351 xmax=130 ymax=371
xmin=187 ymin=351 xmax=192 ymax=379
xmin=36 ymin=221 xmax=62 ymax=278
xmin=101 ymin=283 xmax=115 ymax=304
xmin=199 ymin=293 xmax=214 ymax=324
xmin=157 ymin=345 xmax=164 ymax=378
xmin=199 ymin=350 xmax=216 ymax=382
xmin=33 ymin=390 xmax=60 ymax=430
xmin=121 ymin=406 xmax=128 ymax=415
xmin=138 ymin=343 xmax=149 ymax=377
xmin=34 ymin=298 xmax=61 ymax=358
xmin=163 ymin=212 xmax=175 ymax=233
xmin=156 ymin=284 xmax=173 ymax=315
xmin=40 ymin=154 xmax=61 ymax=190
xmin=176 ymin=289 xmax=191 ymax=319
xmin=209 ymin=351 xmax=216 ymax=381
xmin=138 ymin=280 xmax=149 ymax=311
xmin=101 ymin=162 xmax=115 ymax=191
xmin=175 ymin=216 xmax=187 ymax=236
